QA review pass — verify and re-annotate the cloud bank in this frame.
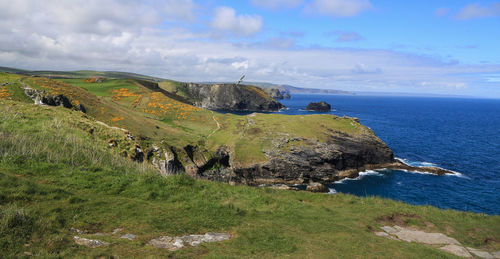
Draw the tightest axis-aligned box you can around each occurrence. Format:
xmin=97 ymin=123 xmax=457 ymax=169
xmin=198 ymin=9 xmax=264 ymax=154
xmin=0 ymin=0 xmax=498 ymax=97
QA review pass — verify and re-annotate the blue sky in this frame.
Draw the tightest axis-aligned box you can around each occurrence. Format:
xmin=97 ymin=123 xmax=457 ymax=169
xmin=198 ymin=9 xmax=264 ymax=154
xmin=1 ymin=0 xmax=499 ymax=97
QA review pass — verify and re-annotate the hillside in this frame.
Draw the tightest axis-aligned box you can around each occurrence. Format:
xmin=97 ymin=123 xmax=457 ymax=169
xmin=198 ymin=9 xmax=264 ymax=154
xmin=1 ymin=71 xmax=499 ymax=258
xmin=0 ymin=99 xmax=499 ymax=258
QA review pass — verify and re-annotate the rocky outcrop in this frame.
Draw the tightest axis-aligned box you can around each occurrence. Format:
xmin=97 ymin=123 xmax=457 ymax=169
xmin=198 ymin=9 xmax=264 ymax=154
xmin=230 ymin=134 xmax=395 ymax=185
xmin=306 ymin=101 xmax=331 ymax=111
xmin=186 ymin=129 xmax=456 ymax=189
xmin=24 ymin=87 xmax=72 ymax=108
xmin=178 ymin=83 xmax=284 ymax=111
xmin=265 ymin=88 xmax=291 ymax=100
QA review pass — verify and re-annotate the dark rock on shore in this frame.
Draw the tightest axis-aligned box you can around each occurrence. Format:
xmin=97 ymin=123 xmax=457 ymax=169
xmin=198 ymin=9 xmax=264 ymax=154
xmin=306 ymin=182 xmax=329 ymax=193
xmin=306 ymin=101 xmax=331 ymax=111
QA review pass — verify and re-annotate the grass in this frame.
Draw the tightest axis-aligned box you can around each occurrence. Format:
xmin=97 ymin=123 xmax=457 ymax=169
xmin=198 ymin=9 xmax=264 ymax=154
xmin=58 ymin=78 xmax=142 ymax=97
xmin=2 ymin=72 xmax=366 ymax=167
xmin=0 ymin=99 xmax=499 ymax=258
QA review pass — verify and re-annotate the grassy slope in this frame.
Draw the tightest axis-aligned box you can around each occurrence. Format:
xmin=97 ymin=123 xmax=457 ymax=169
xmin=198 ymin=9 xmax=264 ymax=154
xmin=24 ymin=74 xmax=364 ymax=165
xmin=1 ymin=100 xmax=499 ymax=259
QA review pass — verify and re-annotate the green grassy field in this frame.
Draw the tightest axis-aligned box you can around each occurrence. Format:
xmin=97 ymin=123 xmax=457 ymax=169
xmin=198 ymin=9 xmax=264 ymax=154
xmin=1 ymin=71 xmax=499 ymax=258
xmin=1 ymin=99 xmax=499 ymax=258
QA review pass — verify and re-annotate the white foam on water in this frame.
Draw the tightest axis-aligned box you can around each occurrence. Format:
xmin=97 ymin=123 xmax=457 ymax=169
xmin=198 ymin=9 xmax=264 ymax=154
xmin=334 ymin=169 xmax=383 ymax=183
xmin=327 ymin=188 xmax=337 ymax=194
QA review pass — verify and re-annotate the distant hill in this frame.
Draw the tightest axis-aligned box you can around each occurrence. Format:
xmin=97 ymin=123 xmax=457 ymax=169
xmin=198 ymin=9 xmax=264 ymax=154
xmin=0 ymin=66 xmax=164 ymax=81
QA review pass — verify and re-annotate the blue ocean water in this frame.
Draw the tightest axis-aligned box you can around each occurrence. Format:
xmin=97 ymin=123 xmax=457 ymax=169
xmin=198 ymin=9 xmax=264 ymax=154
xmin=275 ymin=94 xmax=500 ymax=215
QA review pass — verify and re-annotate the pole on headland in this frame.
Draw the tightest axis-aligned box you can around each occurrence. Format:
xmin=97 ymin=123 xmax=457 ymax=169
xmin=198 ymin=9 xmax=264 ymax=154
xmin=235 ymin=75 xmax=245 ymax=86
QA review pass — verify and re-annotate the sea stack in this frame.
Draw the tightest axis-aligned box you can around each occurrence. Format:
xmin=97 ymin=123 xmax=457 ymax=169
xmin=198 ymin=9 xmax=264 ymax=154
xmin=306 ymin=101 xmax=331 ymax=111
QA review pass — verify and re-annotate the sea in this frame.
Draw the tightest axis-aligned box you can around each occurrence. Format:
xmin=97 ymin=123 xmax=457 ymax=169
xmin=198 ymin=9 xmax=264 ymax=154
xmin=273 ymin=94 xmax=500 ymax=215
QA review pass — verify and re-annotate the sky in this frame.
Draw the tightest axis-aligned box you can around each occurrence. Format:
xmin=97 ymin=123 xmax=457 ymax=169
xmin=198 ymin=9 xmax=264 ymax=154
xmin=1 ymin=0 xmax=499 ymax=97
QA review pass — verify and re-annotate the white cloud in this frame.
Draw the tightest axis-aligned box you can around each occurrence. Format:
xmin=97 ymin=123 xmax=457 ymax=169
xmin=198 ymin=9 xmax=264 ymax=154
xmin=455 ymin=2 xmax=500 ymax=20
xmin=305 ymin=0 xmax=372 ymax=17
xmin=210 ymin=7 xmax=263 ymax=37
xmin=163 ymin=0 xmax=198 ymax=22
xmin=251 ymin=0 xmax=303 ymax=10
xmin=0 ymin=0 xmax=499 ymax=97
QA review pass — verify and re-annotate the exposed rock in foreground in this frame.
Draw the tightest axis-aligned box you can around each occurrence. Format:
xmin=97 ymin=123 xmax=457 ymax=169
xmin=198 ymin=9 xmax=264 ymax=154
xmin=375 ymin=225 xmax=499 ymax=258
xmin=73 ymin=236 xmax=109 ymax=248
xmin=306 ymin=101 xmax=331 ymax=111
xmin=149 ymin=232 xmax=231 ymax=251
xmin=178 ymin=83 xmax=284 ymax=111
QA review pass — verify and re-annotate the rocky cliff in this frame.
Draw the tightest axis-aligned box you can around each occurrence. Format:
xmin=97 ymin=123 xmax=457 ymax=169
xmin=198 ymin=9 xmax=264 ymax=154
xmin=176 ymin=83 xmax=284 ymax=111
xmin=264 ymin=88 xmax=291 ymax=100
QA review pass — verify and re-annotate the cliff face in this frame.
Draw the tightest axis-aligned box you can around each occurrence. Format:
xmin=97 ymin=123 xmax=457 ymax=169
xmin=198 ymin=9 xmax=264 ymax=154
xmin=264 ymin=88 xmax=291 ymax=100
xmin=194 ymin=128 xmax=395 ymax=185
xmin=179 ymin=83 xmax=284 ymax=111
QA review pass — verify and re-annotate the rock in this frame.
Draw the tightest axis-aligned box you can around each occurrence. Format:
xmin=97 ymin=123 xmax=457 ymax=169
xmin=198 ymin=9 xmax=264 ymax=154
xmin=492 ymin=251 xmax=500 ymax=259
xmin=73 ymin=236 xmax=109 ymax=248
xmin=231 ymin=133 xmax=395 ymax=186
xmin=41 ymin=94 xmax=72 ymax=108
xmin=306 ymin=101 xmax=331 ymax=111
xmin=284 ymin=92 xmax=291 ymax=99
xmin=77 ymin=104 xmax=86 ymax=113
xmin=380 ymin=226 xmax=398 ymax=234
xmin=375 ymin=231 xmax=390 ymax=237
xmin=200 ymin=232 xmax=231 ymax=243
xmin=305 ymin=182 xmax=329 ymax=193
xmin=266 ymin=184 xmax=292 ymax=190
xmin=23 ymin=87 xmax=72 ymax=108
xmin=374 ymin=231 xmax=398 ymax=240
xmin=120 ymin=233 xmax=137 ymax=240
xmin=467 ymin=248 xmax=494 ymax=258
xmin=70 ymin=227 xmax=85 ymax=234
xmin=149 ymin=232 xmax=230 ymax=251
xmin=152 ymin=149 xmax=183 ymax=176
xmin=266 ymin=88 xmax=285 ymax=99
xmin=149 ymin=236 xmax=184 ymax=251
xmin=392 ymin=227 xmax=460 ymax=245
xmin=131 ymin=145 xmax=144 ymax=163
xmin=440 ymin=245 xmax=472 ymax=258
xmin=177 ymin=83 xmax=284 ymax=112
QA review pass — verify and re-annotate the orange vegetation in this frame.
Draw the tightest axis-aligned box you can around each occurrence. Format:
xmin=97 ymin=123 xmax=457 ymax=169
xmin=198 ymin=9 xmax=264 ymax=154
xmin=111 ymin=88 xmax=142 ymax=107
xmin=111 ymin=116 xmax=124 ymax=122
xmin=83 ymin=77 xmax=102 ymax=83
xmin=142 ymin=92 xmax=202 ymax=120
xmin=0 ymin=87 xmax=10 ymax=99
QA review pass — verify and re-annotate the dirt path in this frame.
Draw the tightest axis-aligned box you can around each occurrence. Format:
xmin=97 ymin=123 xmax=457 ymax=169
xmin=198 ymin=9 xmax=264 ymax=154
xmin=207 ymin=111 xmax=221 ymax=138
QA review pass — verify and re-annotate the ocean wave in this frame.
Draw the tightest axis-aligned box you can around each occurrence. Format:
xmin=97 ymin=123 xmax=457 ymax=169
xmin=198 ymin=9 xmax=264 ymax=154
xmin=334 ymin=170 xmax=383 ymax=183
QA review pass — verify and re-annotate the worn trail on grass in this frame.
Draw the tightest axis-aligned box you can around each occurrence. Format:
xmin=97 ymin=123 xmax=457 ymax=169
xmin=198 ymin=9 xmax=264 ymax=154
xmin=207 ymin=111 xmax=221 ymax=138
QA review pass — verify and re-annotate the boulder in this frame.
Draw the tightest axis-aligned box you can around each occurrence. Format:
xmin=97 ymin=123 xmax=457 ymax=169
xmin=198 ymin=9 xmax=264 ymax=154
xmin=306 ymin=101 xmax=331 ymax=111
xmin=306 ymin=182 xmax=329 ymax=193
xmin=73 ymin=236 xmax=109 ymax=248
